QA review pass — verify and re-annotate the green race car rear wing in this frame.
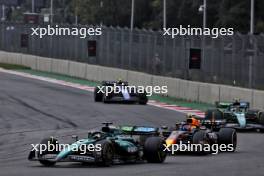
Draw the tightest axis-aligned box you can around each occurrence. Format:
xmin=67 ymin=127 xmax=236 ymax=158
xmin=215 ymin=101 xmax=233 ymax=109
xmin=119 ymin=125 xmax=159 ymax=135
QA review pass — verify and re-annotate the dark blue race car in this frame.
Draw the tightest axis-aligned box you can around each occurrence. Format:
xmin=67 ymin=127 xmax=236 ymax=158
xmin=94 ymin=80 xmax=148 ymax=105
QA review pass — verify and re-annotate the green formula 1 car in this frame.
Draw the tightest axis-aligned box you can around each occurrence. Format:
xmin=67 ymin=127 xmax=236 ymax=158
xmin=28 ymin=123 xmax=167 ymax=166
xmin=202 ymin=101 xmax=264 ymax=132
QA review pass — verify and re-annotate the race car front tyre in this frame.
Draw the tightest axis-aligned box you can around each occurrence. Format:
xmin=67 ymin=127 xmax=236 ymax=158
xmin=218 ymin=128 xmax=237 ymax=152
xmin=38 ymin=137 xmax=59 ymax=166
xmin=144 ymin=137 xmax=167 ymax=163
xmin=95 ymin=140 xmax=114 ymax=167
xmin=192 ymin=131 xmax=210 ymax=155
xmin=94 ymin=87 xmax=103 ymax=102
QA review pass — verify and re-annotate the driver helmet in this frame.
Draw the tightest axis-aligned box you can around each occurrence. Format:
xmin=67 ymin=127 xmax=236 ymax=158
xmin=186 ymin=116 xmax=200 ymax=128
xmin=117 ymin=78 xmax=123 ymax=84
xmin=186 ymin=113 xmax=194 ymax=119
xmin=233 ymin=98 xmax=240 ymax=106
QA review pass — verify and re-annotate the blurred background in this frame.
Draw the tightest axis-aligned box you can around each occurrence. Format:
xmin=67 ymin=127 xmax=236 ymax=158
xmin=0 ymin=0 xmax=264 ymax=89
xmin=1 ymin=0 xmax=264 ymax=32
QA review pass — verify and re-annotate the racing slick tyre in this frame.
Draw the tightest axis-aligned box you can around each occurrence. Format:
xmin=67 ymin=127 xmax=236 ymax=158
xmin=102 ymin=94 xmax=110 ymax=103
xmin=258 ymin=112 xmax=264 ymax=132
xmin=246 ymin=109 xmax=261 ymax=123
xmin=94 ymin=86 xmax=103 ymax=102
xmin=102 ymin=91 xmax=112 ymax=103
xmin=192 ymin=131 xmax=210 ymax=155
xmin=144 ymin=137 xmax=167 ymax=163
xmin=218 ymin=128 xmax=237 ymax=152
xmin=258 ymin=112 xmax=264 ymax=125
xmin=246 ymin=109 xmax=260 ymax=117
xmin=95 ymin=140 xmax=114 ymax=167
xmin=204 ymin=109 xmax=224 ymax=129
xmin=205 ymin=109 xmax=223 ymax=120
xmin=138 ymin=92 xmax=148 ymax=105
xmin=38 ymin=137 xmax=59 ymax=166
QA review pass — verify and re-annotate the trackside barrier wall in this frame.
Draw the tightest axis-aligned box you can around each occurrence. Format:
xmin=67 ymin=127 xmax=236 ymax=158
xmin=85 ymin=64 xmax=99 ymax=81
xmin=37 ymin=56 xmax=52 ymax=72
xmin=7 ymin=52 xmax=21 ymax=65
xmin=68 ymin=61 xmax=86 ymax=79
xmin=51 ymin=59 xmax=69 ymax=75
xmin=0 ymin=51 xmax=7 ymax=63
xmin=21 ymin=54 xmax=37 ymax=69
xmin=127 ymin=71 xmax=153 ymax=87
xmin=0 ymin=51 xmax=263 ymax=109
xmin=253 ymin=91 xmax=264 ymax=110
xmin=97 ymin=67 xmax=128 ymax=82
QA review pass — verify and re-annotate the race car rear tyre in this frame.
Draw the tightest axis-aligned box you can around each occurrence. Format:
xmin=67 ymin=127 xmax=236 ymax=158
xmin=138 ymin=92 xmax=148 ymax=105
xmin=94 ymin=87 xmax=103 ymax=102
xmin=218 ymin=128 xmax=237 ymax=152
xmin=144 ymin=137 xmax=167 ymax=163
xmin=258 ymin=112 xmax=264 ymax=132
xmin=258 ymin=112 xmax=264 ymax=126
xmin=102 ymin=94 xmax=110 ymax=103
xmin=95 ymin=140 xmax=114 ymax=167
xmin=205 ymin=109 xmax=224 ymax=120
xmin=38 ymin=137 xmax=58 ymax=166
xmin=192 ymin=130 xmax=210 ymax=155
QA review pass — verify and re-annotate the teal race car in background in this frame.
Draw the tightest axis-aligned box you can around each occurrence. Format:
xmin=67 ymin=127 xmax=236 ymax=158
xmin=202 ymin=101 xmax=264 ymax=132
xmin=28 ymin=123 xmax=167 ymax=166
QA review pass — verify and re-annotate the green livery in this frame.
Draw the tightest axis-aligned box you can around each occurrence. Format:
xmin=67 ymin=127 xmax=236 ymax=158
xmin=202 ymin=100 xmax=264 ymax=131
xmin=28 ymin=123 xmax=167 ymax=166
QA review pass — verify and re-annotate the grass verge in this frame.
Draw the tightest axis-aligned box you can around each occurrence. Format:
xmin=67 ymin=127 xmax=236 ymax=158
xmin=0 ymin=63 xmax=30 ymax=70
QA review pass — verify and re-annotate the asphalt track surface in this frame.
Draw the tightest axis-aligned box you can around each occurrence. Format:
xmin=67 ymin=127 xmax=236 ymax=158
xmin=0 ymin=72 xmax=264 ymax=176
